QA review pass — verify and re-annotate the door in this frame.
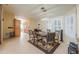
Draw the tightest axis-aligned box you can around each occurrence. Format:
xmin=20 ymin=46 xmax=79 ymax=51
xmin=14 ymin=19 xmax=20 ymax=37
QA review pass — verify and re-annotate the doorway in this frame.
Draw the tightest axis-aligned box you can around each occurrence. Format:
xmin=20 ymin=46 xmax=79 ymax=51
xmin=14 ymin=19 xmax=21 ymax=37
xmin=14 ymin=18 xmax=29 ymax=39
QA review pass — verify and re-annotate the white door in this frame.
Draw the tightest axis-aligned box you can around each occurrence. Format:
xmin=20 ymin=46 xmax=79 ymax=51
xmin=64 ymin=14 xmax=77 ymax=43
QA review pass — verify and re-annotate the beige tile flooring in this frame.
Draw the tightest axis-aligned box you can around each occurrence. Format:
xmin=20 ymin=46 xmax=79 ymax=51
xmin=0 ymin=32 xmax=68 ymax=54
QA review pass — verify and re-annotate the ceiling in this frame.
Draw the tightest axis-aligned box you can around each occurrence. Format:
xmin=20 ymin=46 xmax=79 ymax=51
xmin=3 ymin=4 xmax=76 ymax=20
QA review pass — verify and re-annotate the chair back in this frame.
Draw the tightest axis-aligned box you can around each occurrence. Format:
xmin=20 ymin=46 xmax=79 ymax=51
xmin=47 ymin=32 xmax=55 ymax=42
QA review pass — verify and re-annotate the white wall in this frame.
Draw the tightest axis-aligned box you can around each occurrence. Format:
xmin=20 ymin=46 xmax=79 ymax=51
xmin=29 ymin=19 xmax=38 ymax=30
xmin=3 ymin=11 xmax=15 ymax=39
xmin=77 ymin=5 xmax=79 ymax=42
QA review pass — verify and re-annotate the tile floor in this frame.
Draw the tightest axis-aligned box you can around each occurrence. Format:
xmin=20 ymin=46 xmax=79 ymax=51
xmin=0 ymin=32 xmax=68 ymax=54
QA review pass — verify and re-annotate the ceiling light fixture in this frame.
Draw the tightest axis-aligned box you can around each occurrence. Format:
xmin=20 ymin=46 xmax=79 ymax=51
xmin=41 ymin=7 xmax=45 ymax=10
xmin=41 ymin=7 xmax=47 ymax=12
xmin=43 ymin=10 xmax=47 ymax=12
